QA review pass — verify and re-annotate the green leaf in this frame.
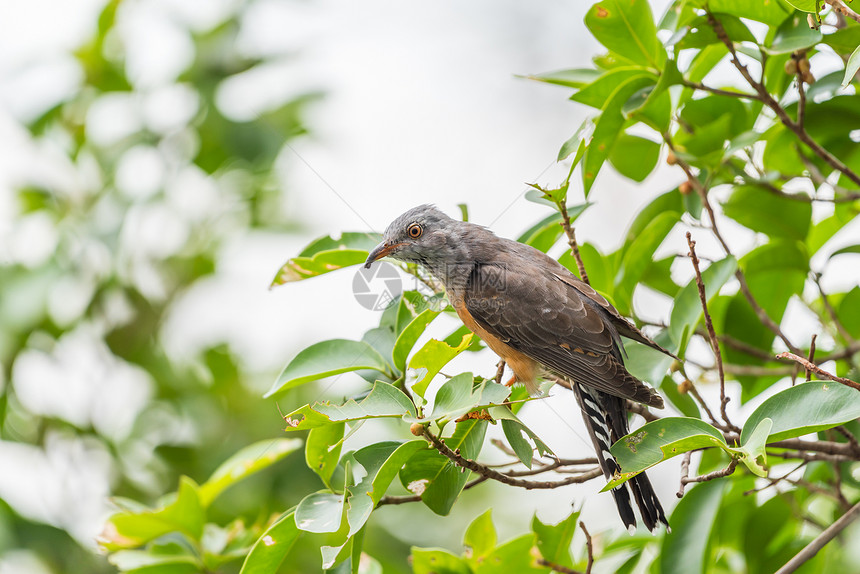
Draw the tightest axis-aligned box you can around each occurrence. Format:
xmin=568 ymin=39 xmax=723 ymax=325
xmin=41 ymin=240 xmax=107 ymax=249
xmin=844 ymin=44 xmax=860 ymax=88
xmin=296 ymin=491 xmax=345 ymax=534
xmin=411 ymin=548 xmax=472 ymax=574
xmin=464 ymin=510 xmax=497 ymax=568
xmin=615 ymin=211 xmax=678 ymax=311
xmin=668 ymin=256 xmax=738 ymax=349
xmin=741 ymin=381 xmax=860 ymax=444
xmin=239 ymin=512 xmax=301 ymax=574
xmin=423 ymin=374 xmax=510 ymax=423
xmin=701 ymin=0 xmax=790 ymax=26
xmin=524 ymin=68 xmax=602 ymax=89
xmin=768 ymin=12 xmax=823 ymax=54
xmin=783 ymin=0 xmax=819 ymax=11
xmin=571 ymin=68 xmax=654 ymax=108
xmin=280 ymin=381 xmax=416 ymax=431
xmin=585 ymin=0 xmax=665 ymax=69
xmin=604 ymin=417 xmax=733 ymax=490
xmin=838 ymin=287 xmax=860 ymax=339
xmin=409 ymin=334 xmax=474 ymax=397
xmin=517 ymin=205 xmax=590 ymax=253
xmin=723 ymin=186 xmax=812 ymax=240
xmin=399 ymin=419 xmax=487 ymax=515
xmin=199 ymin=438 xmax=303 ymax=507
xmin=267 ymin=339 xmax=391 ymax=397
xmin=392 ymin=308 xmax=441 ymax=371
xmin=608 ymin=134 xmax=661 ymax=182
xmin=489 ymin=406 xmax=554 ymax=469
xmin=517 ymin=212 xmax=563 ymax=253
xmin=270 ymin=231 xmax=381 ymax=285
xmin=532 ymin=510 xmax=579 ymax=569
xmin=660 ymin=480 xmax=725 ymax=574
xmin=345 ymin=441 xmax=427 ymax=536
xmin=824 ymin=25 xmax=860 ymax=55
xmin=474 ymin=533 xmax=545 ymax=574
xmin=306 ymin=424 xmax=344 ymax=489
xmin=736 ymin=417 xmax=771 ymax=477
xmin=103 ymin=477 xmax=206 ymax=550
xmin=583 ymin=75 xmax=656 ymax=195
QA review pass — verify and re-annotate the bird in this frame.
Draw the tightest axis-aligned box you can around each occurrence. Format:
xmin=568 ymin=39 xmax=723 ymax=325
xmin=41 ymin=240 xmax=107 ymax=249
xmin=364 ymin=204 xmax=672 ymax=532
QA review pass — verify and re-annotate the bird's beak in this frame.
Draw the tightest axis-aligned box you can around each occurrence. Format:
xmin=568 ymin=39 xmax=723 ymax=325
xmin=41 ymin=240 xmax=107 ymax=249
xmin=364 ymin=241 xmax=403 ymax=268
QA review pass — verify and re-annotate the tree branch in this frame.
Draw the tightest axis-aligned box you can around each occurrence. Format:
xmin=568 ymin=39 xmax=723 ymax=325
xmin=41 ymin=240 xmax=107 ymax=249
xmin=559 ymin=202 xmax=589 ymax=285
xmin=707 ymin=11 xmax=860 ymax=187
xmin=681 ymin=79 xmax=762 ymax=101
xmin=825 ymin=0 xmax=860 ymax=24
xmin=775 ymin=352 xmax=860 ymax=392
xmin=775 ymin=499 xmax=860 ymax=574
xmin=580 ymin=521 xmax=594 ymax=574
xmin=687 ymin=232 xmax=738 ymax=432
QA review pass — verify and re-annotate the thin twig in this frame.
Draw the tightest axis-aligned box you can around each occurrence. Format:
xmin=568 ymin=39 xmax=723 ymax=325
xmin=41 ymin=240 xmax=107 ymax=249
xmin=681 ymin=458 xmax=740 ymax=488
xmin=580 ymin=521 xmax=594 ymax=574
xmin=423 ymin=428 xmax=602 ymax=489
xmin=681 ymin=79 xmax=762 ymax=101
xmin=536 ymin=559 xmax=584 ymax=574
xmin=825 ymin=0 xmax=860 ymax=24
xmin=559 ymin=203 xmax=589 ymax=285
xmin=805 ymin=335 xmax=817 ymax=384
xmin=776 ymin=352 xmax=860 ymax=391
xmin=813 ymin=274 xmax=857 ymax=345
xmin=687 ymin=232 xmax=738 ymax=432
xmin=775 ymin=500 xmax=860 ymax=574
xmin=495 ymin=360 xmax=506 ymax=385
xmin=677 ymin=452 xmax=693 ymax=498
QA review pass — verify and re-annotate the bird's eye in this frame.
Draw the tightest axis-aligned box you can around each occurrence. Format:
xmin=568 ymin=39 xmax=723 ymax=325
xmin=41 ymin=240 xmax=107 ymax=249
xmin=407 ymin=223 xmax=423 ymax=238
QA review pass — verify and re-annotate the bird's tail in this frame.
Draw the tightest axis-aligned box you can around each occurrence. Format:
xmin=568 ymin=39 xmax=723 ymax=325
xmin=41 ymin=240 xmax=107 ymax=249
xmin=573 ymin=383 xmax=668 ymax=533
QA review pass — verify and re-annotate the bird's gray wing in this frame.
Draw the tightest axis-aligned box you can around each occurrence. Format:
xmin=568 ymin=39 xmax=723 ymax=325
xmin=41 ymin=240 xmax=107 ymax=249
xmin=463 ymin=262 xmax=664 ymax=407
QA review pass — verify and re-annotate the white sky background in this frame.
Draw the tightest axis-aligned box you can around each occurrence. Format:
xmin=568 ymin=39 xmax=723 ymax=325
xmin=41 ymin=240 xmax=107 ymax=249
xmin=2 ymin=0 xmax=860 ymax=567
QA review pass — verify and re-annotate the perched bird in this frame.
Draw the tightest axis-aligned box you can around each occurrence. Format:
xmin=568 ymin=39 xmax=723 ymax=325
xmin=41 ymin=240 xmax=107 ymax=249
xmin=365 ymin=204 xmax=672 ymax=532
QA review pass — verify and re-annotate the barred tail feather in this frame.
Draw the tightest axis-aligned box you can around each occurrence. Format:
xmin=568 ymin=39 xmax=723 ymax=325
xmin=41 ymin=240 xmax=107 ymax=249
xmin=573 ymin=383 xmax=668 ymax=533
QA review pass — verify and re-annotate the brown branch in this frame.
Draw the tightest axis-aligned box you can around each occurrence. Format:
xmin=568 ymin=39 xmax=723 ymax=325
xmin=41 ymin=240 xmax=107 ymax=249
xmin=680 ymin=458 xmax=739 ymax=489
xmin=833 ymin=426 xmax=860 ymax=451
xmin=825 ymin=0 xmax=860 ymax=24
xmin=536 ymin=559 xmax=584 ymax=574
xmin=775 ymin=500 xmax=860 ymax=574
xmin=559 ymin=203 xmax=589 ymax=285
xmin=813 ymin=274 xmax=857 ymax=345
xmin=687 ymin=232 xmax=737 ymax=432
xmin=775 ymin=352 xmax=860 ymax=391
xmin=580 ymin=522 xmax=594 ymax=574
xmin=495 ymin=360 xmax=506 ymax=385
xmin=681 ymin=79 xmax=762 ymax=101
xmin=378 ymin=475 xmax=490 ymax=507
xmin=805 ymin=335 xmax=817 ymax=384
xmin=677 ymin=451 xmax=693 ymax=498
xmin=423 ymin=428 xmax=602 ymax=489
xmin=767 ymin=450 xmax=856 ymax=464
xmin=707 ymin=11 xmax=860 ymax=188
xmin=626 ymin=399 xmax=660 ymax=423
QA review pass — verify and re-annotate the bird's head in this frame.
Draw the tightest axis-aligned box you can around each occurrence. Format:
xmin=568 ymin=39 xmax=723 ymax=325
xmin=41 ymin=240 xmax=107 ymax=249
xmin=364 ymin=204 xmax=467 ymax=273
